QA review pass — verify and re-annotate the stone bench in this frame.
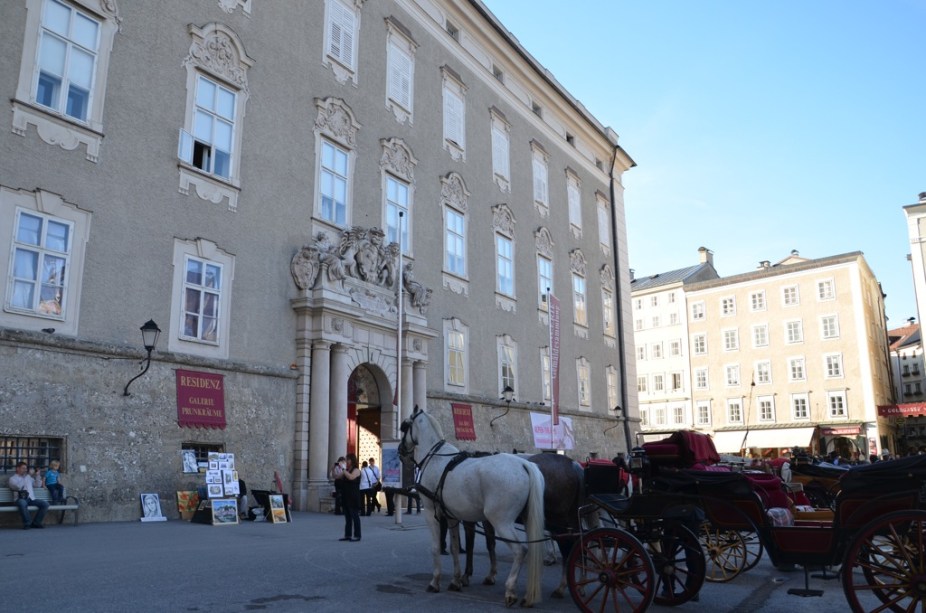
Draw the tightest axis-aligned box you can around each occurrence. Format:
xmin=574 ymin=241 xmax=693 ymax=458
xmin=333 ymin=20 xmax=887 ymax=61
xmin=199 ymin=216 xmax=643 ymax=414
xmin=0 ymin=486 xmax=80 ymax=526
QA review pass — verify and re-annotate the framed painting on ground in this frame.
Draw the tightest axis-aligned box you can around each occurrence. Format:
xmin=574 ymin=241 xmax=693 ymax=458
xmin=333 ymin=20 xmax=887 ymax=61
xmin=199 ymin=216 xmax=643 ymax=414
xmin=211 ymin=499 xmax=238 ymax=525
xmin=269 ymin=494 xmax=287 ymax=523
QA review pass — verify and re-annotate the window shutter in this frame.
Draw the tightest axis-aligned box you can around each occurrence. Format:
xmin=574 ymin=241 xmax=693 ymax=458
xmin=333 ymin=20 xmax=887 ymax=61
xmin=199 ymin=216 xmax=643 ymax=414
xmin=568 ymin=179 xmax=581 ymax=226
xmin=492 ymin=124 xmax=508 ymax=178
xmin=329 ymin=1 xmax=355 ymax=67
xmin=598 ymin=205 xmax=609 ymax=245
xmin=533 ymin=157 xmax=547 ymax=203
xmin=389 ymin=43 xmax=412 ymax=109
xmin=178 ymin=129 xmax=193 ymax=164
xmin=444 ymin=87 xmax=463 ymax=146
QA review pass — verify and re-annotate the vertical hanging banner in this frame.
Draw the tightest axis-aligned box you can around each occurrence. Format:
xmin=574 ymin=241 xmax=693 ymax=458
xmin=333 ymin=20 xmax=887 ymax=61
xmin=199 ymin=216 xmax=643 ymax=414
xmin=451 ymin=403 xmax=476 ymax=441
xmin=548 ymin=293 xmax=561 ymax=426
xmin=176 ymin=369 xmax=226 ymax=429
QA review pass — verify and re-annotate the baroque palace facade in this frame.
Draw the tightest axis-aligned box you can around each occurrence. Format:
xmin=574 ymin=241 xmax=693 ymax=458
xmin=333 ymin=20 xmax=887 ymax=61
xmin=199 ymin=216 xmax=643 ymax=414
xmin=0 ymin=0 xmax=636 ymax=520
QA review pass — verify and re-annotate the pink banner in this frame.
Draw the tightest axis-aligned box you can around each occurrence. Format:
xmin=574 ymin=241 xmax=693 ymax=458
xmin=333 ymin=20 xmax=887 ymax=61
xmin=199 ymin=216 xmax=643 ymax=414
xmin=176 ymin=369 xmax=226 ymax=429
xmin=451 ymin=403 xmax=476 ymax=441
xmin=549 ymin=293 xmax=560 ymax=426
xmin=878 ymin=403 xmax=926 ymax=417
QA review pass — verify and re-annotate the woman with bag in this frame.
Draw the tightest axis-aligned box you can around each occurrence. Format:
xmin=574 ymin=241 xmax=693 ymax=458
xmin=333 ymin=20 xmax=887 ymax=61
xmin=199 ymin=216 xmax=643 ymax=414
xmin=359 ymin=461 xmax=376 ymax=516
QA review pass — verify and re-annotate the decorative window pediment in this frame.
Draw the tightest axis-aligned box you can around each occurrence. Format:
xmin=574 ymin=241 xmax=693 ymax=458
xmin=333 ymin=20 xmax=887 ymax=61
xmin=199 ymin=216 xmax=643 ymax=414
xmin=184 ymin=23 xmax=254 ymax=95
xmin=314 ymin=97 xmax=361 ymax=148
xmin=600 ymin=264 xmax=614 ymax=292
xmin=380 ymin=137 xmax=417 ymax=184
xmin=440 ymin=172 xmax=469 ymax=213
xmin=492 ymin=203 xmax=516 ymax=238
xmin=217 ymin=0 xmax=252 ymax=15
xmin=569 ymin=249 xmax=587 ymax=276
xmin=535 ymin=227 xmax=554 ymax=258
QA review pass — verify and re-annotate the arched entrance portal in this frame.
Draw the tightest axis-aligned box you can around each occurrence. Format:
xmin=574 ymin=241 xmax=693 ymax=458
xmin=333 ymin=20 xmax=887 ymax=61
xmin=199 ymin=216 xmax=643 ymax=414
xmin=348 ymin=365 xmax=383 ymax=463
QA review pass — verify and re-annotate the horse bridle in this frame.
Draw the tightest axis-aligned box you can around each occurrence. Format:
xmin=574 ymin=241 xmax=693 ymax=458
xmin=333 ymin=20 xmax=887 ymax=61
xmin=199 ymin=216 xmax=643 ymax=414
xmin=399 ymin=410 xmax=446 ymax=474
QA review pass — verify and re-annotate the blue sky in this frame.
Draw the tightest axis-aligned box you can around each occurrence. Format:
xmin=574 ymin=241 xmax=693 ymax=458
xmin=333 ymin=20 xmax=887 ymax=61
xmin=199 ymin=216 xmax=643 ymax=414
xmin=483 ymin=0 xmax=925 ymax=327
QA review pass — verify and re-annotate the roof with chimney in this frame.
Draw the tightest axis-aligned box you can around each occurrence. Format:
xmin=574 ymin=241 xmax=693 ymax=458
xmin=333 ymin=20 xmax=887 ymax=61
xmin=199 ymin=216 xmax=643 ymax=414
xmin=889 ymin=323 xmax=921 ymax=352
xmin=686 ymin=250 xmax=865 ymax=292
xmin=631 ymin=262 xmax=719 ymax=293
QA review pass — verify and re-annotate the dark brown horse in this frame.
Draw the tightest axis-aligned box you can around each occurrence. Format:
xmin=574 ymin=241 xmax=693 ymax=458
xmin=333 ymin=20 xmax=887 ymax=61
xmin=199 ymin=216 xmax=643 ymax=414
xmin=459 ymin=453 xmax=587 ymax=598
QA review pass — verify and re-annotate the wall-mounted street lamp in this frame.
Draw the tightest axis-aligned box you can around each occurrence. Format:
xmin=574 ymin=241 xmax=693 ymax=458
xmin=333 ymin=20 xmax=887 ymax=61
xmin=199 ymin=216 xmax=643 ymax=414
xmin=604 ymin=405 xmax=623 ymax=435
xmin=491 ymin=385 xmax=515 ymax=427
xmin=123 ymin=319 xmax=161 ymax=396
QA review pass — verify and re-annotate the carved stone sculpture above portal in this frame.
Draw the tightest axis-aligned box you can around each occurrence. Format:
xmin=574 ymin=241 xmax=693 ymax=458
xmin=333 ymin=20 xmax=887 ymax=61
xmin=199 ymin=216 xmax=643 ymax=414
xmin=403 ymin=263 xmax=432 ymax=313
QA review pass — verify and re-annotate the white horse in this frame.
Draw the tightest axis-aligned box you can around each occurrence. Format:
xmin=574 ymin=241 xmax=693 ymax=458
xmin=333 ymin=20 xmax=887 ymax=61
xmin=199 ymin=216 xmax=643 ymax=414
xmin=399 ymin=406 xmax=546 ymax=607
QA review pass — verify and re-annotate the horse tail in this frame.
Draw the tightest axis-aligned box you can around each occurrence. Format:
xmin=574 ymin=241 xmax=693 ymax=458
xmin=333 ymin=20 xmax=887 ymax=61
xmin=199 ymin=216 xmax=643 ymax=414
xmin=523 ymin=460 xmax=545 ymax=606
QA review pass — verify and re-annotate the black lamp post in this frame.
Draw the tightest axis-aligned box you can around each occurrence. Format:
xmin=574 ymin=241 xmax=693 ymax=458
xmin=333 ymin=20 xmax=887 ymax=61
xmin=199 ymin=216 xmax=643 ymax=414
xmin=491 ymin=385 xmax=515 ymax=427
xmin=123 ymin=319 xmax=161 ymax=396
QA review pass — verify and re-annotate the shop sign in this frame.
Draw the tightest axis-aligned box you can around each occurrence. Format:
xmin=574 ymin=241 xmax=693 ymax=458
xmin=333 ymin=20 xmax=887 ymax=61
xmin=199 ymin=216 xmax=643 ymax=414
xmin=451 ymin=403 xmax=476 ymax=441
xmin=819 ymin=425 xmax=860 ymax=436
xmin=176 ymin=369 xmax=226 ymax=429
xmin=878 ymin=403 xmax=926 ymax=417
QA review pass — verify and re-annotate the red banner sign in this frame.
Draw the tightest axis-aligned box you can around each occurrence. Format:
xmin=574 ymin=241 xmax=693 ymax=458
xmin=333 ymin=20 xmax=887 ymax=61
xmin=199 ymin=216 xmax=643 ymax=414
xmin=451 ymin=403 xmax=476 ymax=441
xmin=819 ymin=426 xmax=860 ymax=436
xmin=549 ymin=293 xmax=561 ymax=426
xmin=878 ymin=403 xmax=926 ymax=417
xmin=176 ymin=369 xmax=226 ymax=429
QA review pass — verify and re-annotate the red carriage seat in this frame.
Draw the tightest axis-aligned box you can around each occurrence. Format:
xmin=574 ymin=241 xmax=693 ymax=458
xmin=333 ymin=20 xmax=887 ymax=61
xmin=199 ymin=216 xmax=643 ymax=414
xmin=642 ymin=430 xmax=721 ymax=468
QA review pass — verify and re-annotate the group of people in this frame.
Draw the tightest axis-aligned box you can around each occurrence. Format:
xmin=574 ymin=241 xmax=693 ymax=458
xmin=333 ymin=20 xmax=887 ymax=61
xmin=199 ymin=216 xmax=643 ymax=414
xmin=8 ymin=460 xmax=65 ymax=530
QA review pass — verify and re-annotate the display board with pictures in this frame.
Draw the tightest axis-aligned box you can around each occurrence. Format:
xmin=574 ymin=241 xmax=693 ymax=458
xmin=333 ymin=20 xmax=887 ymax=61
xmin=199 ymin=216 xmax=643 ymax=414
xmin=203 ymin=453 xmax=238 ymax=498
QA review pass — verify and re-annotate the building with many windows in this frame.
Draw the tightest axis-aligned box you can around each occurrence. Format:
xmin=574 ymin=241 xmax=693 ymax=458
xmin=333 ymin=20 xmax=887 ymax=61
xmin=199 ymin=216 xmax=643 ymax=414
xmin=0 ymin=0 xmax=636 ymax=520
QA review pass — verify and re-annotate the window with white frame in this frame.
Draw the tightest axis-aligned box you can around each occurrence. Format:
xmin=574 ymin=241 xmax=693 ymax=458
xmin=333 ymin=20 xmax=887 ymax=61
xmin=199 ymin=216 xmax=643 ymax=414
xmin=755 ymin=360 xmax=771 ymax=385
xmin=791 ymin=394 xmax=809 ymax=420
xmin=541 ymin=348 xmax=552 ymax=402
xmin=673 ymin=406 xmax=685 ymax=425
xmin=694 ymin=368 xmax=708 ymax=390
xmin=788 ymin=357 xmax=806 ymax=381
xmin=441 ymin=67 xmax=466 ymax=159
xmin=669 ymin=292 xmax=676 ymax=303
xmin=531 ymin=142 xmax=549 ymax=213
xmin=597 ymin=195 xmax=610 ymax=250
xmin=671 ymin=372 xmax=683 ymax=392
xmin=636 ymin=346 xmax=646 ymax=362
xmin=640 ymin=409 xmax=649 ymax=427
xmin=824 ymin=353 xmax=843 ymax=378
xmin=651 ymin=295 xmax=659 ymax=307
xmin=496 ymin=234 xmax=514 ymax=296
xmin=12 ymin=0 xmax=121 ymax=163
xmin=602 ymin=289 xmax=615 ymax=337
xmin=537 ymin=255 xmax=552 ymax=309
xmin=828 ymin=391 xmax=846 ymax=418
xmin=727 ymin=399 xmax=743 ymax=424
xmin=637 ymin=375 xmax=647 ymax=393
xmin=385 ymin=18 xmax=415 ymax=122
xmin=670 ymin=340 xmax=681 ymax=357
xmin=651 ymin=343 xmax=663 ymax=359
xmin=444 ymin=207 xmax=466 ymax=276
xmin=324 ymin=0 xmax=359 ymax=78
xmin=782 ymin=285 xmax=799 ymax=306
xmin=319 ymin=140 xmax=349 ymax=225
xmin=444 ymin=318 xmax=468 ymax=390
xmin=652 ymin=315 xmax=660 ymax=328
xmin=753 ymin=324 xmax=769 ymax=347
xmin=566 ymin=171 xmax=582 ymax=232
xmin=821 ymin=315 xmax=839 ymax=339
xmin=670 ymin=312 xmax=679 ymax=325
xmin=758 ymin=396 xmax=775 ymax=422
xmin=696 ymin=401 xmax=711 ymax=426
xmin=721 ymin=296 xmax=736 ymax=316
xmin=635 ymin=318 xmax=643 ymax=331
xmin=634 ymin=297 xmax=642 ymax=310
xmin=490 ymin=109 xmax=510 ymax=191
xmin=692 ymin=334 xmax=707 ymax=355
xmin=497 ymin=335 xmax=518 ymax=397
xmin=653 ymin=374 xmax=665 ymax=392
xmin=750 ymin=290 xmax=766 ymax=311
xmin=178 ymin=24 xmax=253 ymax=209
xmin=817 ymin=279 xmax=835 ymax=301
xmin=723 ymin=328 xmax=739 ymax=351
xmin=655 ymin=407 xmax=666 ymax=425
xmin=607 ymin=367 xmax=618 ymax=409
xmin=691 ymin=301 xmax=705 ymax=320
xmin=168 ymin=238 xmax=235 ymax=359
xmin=385 ymin=175 xmax=410 ymax=252
xmin=577 ymin=358 xmax=591 ymax=407
xmin=725 ymin=364 xmax=740 ymax=386
xmin=573 ymin=273 xmax=587 ymax=326
xmin=785 ymin=320 xmax=803 ymax=344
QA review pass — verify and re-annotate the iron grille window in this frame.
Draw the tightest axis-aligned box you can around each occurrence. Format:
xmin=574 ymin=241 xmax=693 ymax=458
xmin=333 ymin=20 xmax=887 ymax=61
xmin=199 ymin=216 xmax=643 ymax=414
xmin=0 ymin=436 xmax=64 ymax=473
xmin=182 ymin=442 xmax=225 ymax=464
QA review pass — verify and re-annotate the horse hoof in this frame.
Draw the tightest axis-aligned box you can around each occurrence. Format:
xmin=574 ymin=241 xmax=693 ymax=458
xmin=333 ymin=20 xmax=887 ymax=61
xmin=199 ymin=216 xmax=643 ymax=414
xmin=483 ymin=577 xmax=495 ymax=586
xmin=448 ymin=583 xmax=462 ymax=592
xmin=461 ymin=576 xmax=470 ymax=587
xmin=426 ymin=585 xmax=439 ymax=593
xmin=551 ymin=590 xmax=564 ymax=599
xmin=520 ymin=598 xmax=535 ymax=608
xmin=504 ymin=596 xmax=518 ymax=608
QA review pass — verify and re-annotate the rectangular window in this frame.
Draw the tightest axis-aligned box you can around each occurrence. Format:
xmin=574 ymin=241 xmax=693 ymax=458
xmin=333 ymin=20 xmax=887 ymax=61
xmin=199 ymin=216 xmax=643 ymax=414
xmin=0 ymin=435 xmax=66 ymax=474
xmin=652 ymin=315 xmax=660 ymax=328
xmin=821 ymin=315 xmax=839 ymax=339
xmin=758 ymin=397 xmax=774 ymax=422
xmin=694 ymin=368 xmax=708 ymax=390
xmin=696 ymin=402 xmax=711 ymax=426
xmin=34 ymin=0 xmax=100 ymax=122
xmin=491 ymin=120 xmax=510 ymax=184
xmin=635 ymin=319 xmax=644 ymax=331
xmin=636 ymin=345 xmax=645 ymax=360
xmin=532 ymin=151 xmax=548 ymax=208
xmin=669 ymin=312 xmax=679 ymax=325
xmin=182 ymin=256 xmax=222 ymax=343
xmin=692 ymin=334 xmax=707 ymax=355
xmin=786 ymin=320 xmax=804 ymax=344
xmin=496 ymin=235 xmax=514 ymax=296
xmin=607 ymin=368 xmax=618 ymax=409
xmin=598 ymin=198 xmax=610 ymax=248
xmin=653 ymin=374 xmax=665 ymax=392
xmin=181 ymin=442 xmax=225 ymax=466
xmin=655 ymin=407 xmax=666 ymax=425
xmin=602 ymin=290 xmax=615 ymax=336
xmin=651 ymin=295 xmax=659 ymax=307
xmin=319 ymin=140 xmax=348 ymax=225
xmin=640 ymin=409 xmax=649 ymax=427
xmin=673 ymin=406 xmax=685 ymax=424
xmin=386 ymin=38 xmax=412 ymax=111
xmin=9 ymin=210 xmax=71 ymax=317
xmin=828 ymin=391 xmax=846 ymax=418
xmin=727 ymin=399 xmax=743 ymax=424
xmin=179 ymin=76 xmax=236 ymax=179
xmin=444 ymin=208 xmax=465 ymax=276
xmin=651 ymin=343 xmax=663 ymax=359
xmin=447 ymin=330 xmax=465 ymax=386
xmin=670 ymin=340 xmax=681 ymax=357
xmin=792 ymin=394 xmax=809 ymax=420
xmin=723 ymin=329 xmax=739 ymax=351
xmin=825 ymin=353 xmax=843 ymax=378
xmin=634 ymin=298 xmax=642 ymax=310
xmin=385 ymin=175 xmax=409 ymax=251
xmin=668 ymin=292 xmax=676 ymax=303
xmin=573 ymin=274 xmax=587 ymax=326
xmin=750 ymin=291 xmax=766 ymax=311
xmin=326 ymin=0 xmax=357 ymax=69
xmin=577 ymin=362 xmax=591 ymax=406
xmin=537 ymin=256 xmax=552 ymax=309
xmin=755 ymin=361 xmax=771 ymax=384
xmin=671 ymin=372 xmax=683 ymax=391
xmin=726 ymin=364 xmax=740 ymax=386
xmin=691 ymin=302 xmax=705 ymax=320
xmin=567 ymin=174 xmax=582 ymax=229
xmin=637 ymin=375 xmax=647 ymax=393
xmin=500 ymin=344 xmax=516 ymax=393
xmin=817 ymin=279 xmax=835 ymax=301
xmin=783 ymin=285 xmax=799 ymax=306
xmin=753 ymin=324 xmax=768 ymax=347
xmin=442 ymin=78 xmax=465 ymax=151
xmin=721 ymin=296 xmax=736 ymax=316
xmin=789 ymin=357 xmax=806 ymax=381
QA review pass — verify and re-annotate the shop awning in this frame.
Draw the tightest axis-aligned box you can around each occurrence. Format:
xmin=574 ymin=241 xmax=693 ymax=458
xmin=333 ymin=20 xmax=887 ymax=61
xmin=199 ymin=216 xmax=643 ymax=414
xmin=711 ymin=431 xmax=748 ymax=453
xmin=741 ymin=427 xmax=816 ymax=450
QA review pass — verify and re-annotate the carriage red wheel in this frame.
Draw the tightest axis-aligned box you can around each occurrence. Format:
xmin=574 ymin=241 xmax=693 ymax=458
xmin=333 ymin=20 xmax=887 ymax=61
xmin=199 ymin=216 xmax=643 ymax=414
xmin=842 ymin=510 xmax=926 ymax=612
xmin=566 ymin=527 xmax=655 ymax=613
xmin=645 ymin=523 xmax=705 ymax=606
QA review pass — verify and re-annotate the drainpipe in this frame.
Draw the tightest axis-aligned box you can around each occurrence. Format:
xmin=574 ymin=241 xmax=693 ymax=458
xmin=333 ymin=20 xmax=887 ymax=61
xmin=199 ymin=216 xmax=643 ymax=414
xmin=609 ymin=142 xmax=634 ymax=454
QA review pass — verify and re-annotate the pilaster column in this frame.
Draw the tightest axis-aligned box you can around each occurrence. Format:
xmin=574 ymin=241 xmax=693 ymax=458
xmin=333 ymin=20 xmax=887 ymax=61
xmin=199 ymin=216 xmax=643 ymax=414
xmin=401 ymin=357 xmax=414 ymax=420
xmin=309 ymin=340 xmax=332 ymax=483
xmin=329 ymin=344 xmax=349 ymax=462
xmin=413 ymin=360 xmax=427 ymax=413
